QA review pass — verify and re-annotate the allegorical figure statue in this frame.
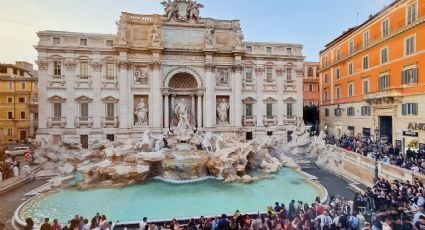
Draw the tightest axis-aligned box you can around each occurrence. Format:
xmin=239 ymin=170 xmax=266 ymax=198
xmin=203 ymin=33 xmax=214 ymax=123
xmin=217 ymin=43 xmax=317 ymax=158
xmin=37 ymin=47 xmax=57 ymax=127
xmin=175 ymin=99 xmax=191 ymax=130
xmin=116 ymin=21 xmax=127 ymax=44
xmin=151 ymin=25 xmax=160 ymax=45
xmin=205 ymin=27 xmax=214 ymax=47
xmin=217 ymin=98 xmax=230 ymax=123
xmin=135 ymin=98 xmax=148 ymax=125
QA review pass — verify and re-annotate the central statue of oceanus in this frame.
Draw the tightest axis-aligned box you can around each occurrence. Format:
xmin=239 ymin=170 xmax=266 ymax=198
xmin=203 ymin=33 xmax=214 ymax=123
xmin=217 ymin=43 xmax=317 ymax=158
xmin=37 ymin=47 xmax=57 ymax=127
xmin=161 ymin=0 xmax=204 ymax=23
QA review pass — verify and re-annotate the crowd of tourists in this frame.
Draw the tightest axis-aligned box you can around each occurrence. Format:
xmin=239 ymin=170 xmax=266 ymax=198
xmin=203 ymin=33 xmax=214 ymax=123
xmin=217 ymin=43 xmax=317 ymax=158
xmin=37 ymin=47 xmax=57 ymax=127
xmin=0 ymin=156 xmax=20 ymax=180
xmin=17 ymin=175 xmax=425 ymax=230
xmin=325 ymin=134 xmax=425 ymax=174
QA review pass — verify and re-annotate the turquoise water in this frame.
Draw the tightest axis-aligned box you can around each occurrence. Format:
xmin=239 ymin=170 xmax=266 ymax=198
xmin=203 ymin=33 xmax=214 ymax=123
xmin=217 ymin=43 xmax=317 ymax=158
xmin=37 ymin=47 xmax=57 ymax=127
xmin=21 ymin=168 xmax=320 ymax=224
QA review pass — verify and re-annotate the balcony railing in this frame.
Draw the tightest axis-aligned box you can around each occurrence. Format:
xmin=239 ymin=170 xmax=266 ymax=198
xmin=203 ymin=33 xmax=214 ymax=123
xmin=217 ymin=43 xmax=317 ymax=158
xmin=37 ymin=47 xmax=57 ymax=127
xmin=102 ymin=117 xmax=119 ymax=128
xmin=242 ymin=116 xmax=256 ymax=126
xmin=263 ymin=115 xmax=277 ymax=126
xmin=47 ymin=117 xmax=66 ymax=128
xmin=75 ymin=117 xmax=93 ymax=128
xmin=48 ymin=75 xmax=65 ymax=87
xmin=364 ymin=88 xmax=402 ymax=100
xmin=102 ymin=75 xmax=118 ymax=88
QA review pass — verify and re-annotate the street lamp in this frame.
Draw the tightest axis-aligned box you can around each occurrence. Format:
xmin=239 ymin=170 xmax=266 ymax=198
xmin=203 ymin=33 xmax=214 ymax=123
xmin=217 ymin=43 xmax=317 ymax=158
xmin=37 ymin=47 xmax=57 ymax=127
xmin=373 ymin=127 xmax=380 ymax=184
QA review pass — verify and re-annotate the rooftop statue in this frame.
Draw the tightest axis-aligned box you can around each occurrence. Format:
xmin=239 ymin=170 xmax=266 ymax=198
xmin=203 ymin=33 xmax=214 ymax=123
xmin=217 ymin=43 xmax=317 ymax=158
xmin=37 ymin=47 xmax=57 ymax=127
xmin=161 ymin=0 xmax=204 ymax=23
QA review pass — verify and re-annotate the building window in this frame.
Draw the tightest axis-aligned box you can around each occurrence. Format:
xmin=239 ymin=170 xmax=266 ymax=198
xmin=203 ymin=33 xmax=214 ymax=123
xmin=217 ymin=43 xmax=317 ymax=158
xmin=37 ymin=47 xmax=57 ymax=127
xmin=380 ymin=47 xmax=389 ymax=64
xmin=379 ymin=74 xmax=390 ymax=91
xmin=7 ymin=97 xmax=13 ymax=103
xmin=107 ymin=134 xmax=115 ymax=142
xmin=106 ymin=103 xmax=115 ymax=118
xmin=324 ymin=90 xmax=329 ymax=101
xmin=106 ymin=63 xmax=116 ymax=80
xmin=80 ymin=135 xmax=89 ymax=149
xmin=382 ymin=19 xmax=390 ymax=38
xmin=335 ymin=68 xmax=340 ymax=80
xmin=53 ymin=61 xmax=62 ymax=76
xmin=335 ymin=86 xmax=340 ymax=99
xmin=336 ymin=49 xmax=341 ymax=61
xmin=53 ymin=103 xmax=62 ymax=118
xmin=20 ymin=111 xmax=25 ymax=119
xmin=8 ymin=82 xmax=13 ymax=90
xmin=18 ymin=97 xmax=25 ymax=103
xmin=0 ymin=66 xmax=7 ymax=73
xmin=402 ymin=68 xmax=417 ymax=85
xmin=245 ymin=67 xmax=252 ymax=81
xmin=334 ymin=108 xmax=342 ymax=116
xmin=286 ymin=103 xmax=293 ymax=117
xmin=53 ymin=37 xmax=60 ymax=45
xmin=405 ymin=36 xmax=415 ymax=56
xmin=266 ymin=67 xmax=273 ymax=81
xmin=80 ymin=38 xmax=87 ymax=46
xmin=33 ymin=82 xmax=38 ymax=89
xmin=80 ymin=62 xmax=89 ymax=77
xmin=363 ymin=31 xmax=369 ymax=47
xmin=347 ymin=107 xmax=355 ymax=116
xmin=349 ymin=41 xmax=354 ymax=55
xmin=266 ymin=104 xmax=273 ymax=117
xmin=324 ymin=74 xmax=328 ymax=83
xmin=106 ymin=40 xmax=113 ymax=47
xmin=307 ymin=67 xmax=313 ymax=77
xmin=267 ymin=131 xmax=273 ymax=136
xmin=348 ymin=82 xmax=354 ymax=97
xmin=246 ymin=46 xmax=252 ymax=52
xmin=348 ymin=62 xmax=353 ymax=75
xmin=286 ymin=68 xmax=292 ymax=81
xmin=266 ymin=47 xmax=272 ymax=54
xmin=245 ymin=104 xmax=253 ymax=117
xmin=362 ymin=79 xmax=369 ymax=94
xmin=308 ymin=84 xmax=313 ymax=92
xmin=19 ymin=70 xmax=24 ymax=76
xmin=13 ymin=68 xmax=18 ymax=75
xmin=8 ymin=128 xmax=13 ymax=137
xmin=8 ymin=111 xmax=13 ymax=119
xmin=407 ymin=2 xmax=417 ymax=25
xmin=324 ymin=57 xmax=328 ymax=67
xmin=361 ymin=106 xmax=371 ymax=116
xmin=286 ymin=48 xmax=292 ymax=55
xmin=402 ymin=103 xmax=418 ymax=115
xmin=21 ymin=82 xmax=26 ymax=90
xmin=80 ymin=103 xmax=89 ymax=118
xmin=325 ymin=108 xmax=329 ymax=117
xmin=362 ymin=56 xmax=369 ymax=70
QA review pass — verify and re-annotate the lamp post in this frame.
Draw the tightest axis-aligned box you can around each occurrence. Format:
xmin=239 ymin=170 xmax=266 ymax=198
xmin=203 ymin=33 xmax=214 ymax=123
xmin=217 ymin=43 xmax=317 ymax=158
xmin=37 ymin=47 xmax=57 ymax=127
xmin=373 ymin=127 xmax=380 ymax=184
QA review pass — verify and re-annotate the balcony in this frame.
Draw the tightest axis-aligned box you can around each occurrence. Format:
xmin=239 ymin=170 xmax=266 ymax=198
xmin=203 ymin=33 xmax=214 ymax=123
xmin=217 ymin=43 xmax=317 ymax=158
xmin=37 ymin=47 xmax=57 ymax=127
xmin=284 ymin=115 xmax=297 ymax=125
xmin=242 ymin=116 xmax=256 ymax=126
xmin=76 ymin=75 xmax=93 ymax=87
xmin=243 ymin=79 xmax=255 ymax=90
xmin=365 ymin=88 xmax=402 ymax=105
xmin=102 ymin=117 xmax=119 ymax=128
xmin=75 ymin=117 xmax=93 ymax=128
xmin=102 ymin=75 xmax=118 ymax=88
xmin=47 ymin=117 xmax=66 ymax=128
xmin=263 ymin=115 xmax=277 ymax=126
xmin=283 ymin=80 xmax=296 ymax=91
xmin=263 ymin=80 xmax=276 ymax=91
xmin=48 ymin=75 xmax=65 ymax=87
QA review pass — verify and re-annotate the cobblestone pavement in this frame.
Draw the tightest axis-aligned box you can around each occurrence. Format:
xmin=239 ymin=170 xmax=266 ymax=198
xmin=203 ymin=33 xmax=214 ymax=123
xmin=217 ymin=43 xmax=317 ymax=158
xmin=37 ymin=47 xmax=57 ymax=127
xmin=303 ymin=167 xmax=356 ymax=201
xmin=0 ymin=179 xmax=47 ymax=229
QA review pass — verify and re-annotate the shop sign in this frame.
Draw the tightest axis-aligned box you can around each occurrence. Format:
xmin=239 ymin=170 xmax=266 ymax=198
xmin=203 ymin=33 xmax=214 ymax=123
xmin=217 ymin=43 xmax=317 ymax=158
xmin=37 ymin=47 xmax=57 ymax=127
xmin=408 ymin=123 xmax=425 ymax=131
xmin=420 ymin=143 xmax=425 ymax=151
xmin=403 ymin=131 xmax=419 ymax=137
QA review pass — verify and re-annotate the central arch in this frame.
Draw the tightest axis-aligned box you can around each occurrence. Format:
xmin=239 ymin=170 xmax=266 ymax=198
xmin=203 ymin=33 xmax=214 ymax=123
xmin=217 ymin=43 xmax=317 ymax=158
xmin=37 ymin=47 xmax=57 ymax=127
xmin=163 ymin=66 xmax=203 ymax=88
xmin=169 ymin=72 xmax=198 ymax=89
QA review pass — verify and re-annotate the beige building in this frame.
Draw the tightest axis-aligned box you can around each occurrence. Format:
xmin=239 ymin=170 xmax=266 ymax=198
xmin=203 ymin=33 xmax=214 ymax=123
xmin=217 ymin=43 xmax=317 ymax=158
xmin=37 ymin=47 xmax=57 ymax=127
xmin=35 ymin=0 xmax=305 ymax=147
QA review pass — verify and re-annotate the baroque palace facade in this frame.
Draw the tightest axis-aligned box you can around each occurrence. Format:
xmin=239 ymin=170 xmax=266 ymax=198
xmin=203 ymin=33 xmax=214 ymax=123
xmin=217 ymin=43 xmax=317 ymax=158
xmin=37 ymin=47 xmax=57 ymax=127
xmin=319 ymin=0 xmax=425 ymax=153
xmin=35 ymin=0 xmax=304 ymax=147
xmin=0 ymin=62 xmax=38 ymax=143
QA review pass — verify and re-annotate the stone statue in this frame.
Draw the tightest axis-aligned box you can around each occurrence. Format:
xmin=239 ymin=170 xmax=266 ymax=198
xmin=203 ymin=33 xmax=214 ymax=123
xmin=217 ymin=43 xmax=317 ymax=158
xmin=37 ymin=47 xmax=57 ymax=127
xmin=175 ymin=99 xmax=192 ymax=131
xmin=151 ymin=25 xmax=160 ymax=45
xmin=235 ymin=30 xmax=244 ymax=49
xmin=217 ymin=98 xmax=230 ymax=123
xmin=161 ymin=0 xmax=178 ymax=21
xmin=161 ymin=0 xmax=203 ymax=22
xmin=134 ymin=67 xmax=148 ymax=84
xmin=205 ymin=27 xmax=214 ymax=48
xmin=188 ymin=1 xmax=204 ymax=22
xmin=202 ymin=132 xmax=215 ymax=152
xmin=135 ymin=98 xmax=148 ymax=125
xmin=116 ymin=21 xmax=127 ymax=45
xmin=215 ymin=134 xmax=226 ymax=151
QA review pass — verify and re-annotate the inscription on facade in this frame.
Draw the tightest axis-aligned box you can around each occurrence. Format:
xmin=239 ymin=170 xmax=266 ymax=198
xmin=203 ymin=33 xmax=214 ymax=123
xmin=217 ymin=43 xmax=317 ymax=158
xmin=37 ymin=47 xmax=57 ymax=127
xmin=408 ymin=123 xmax=425 ymax=131
xmin=163 ymin=28 xmax=204 ymax=46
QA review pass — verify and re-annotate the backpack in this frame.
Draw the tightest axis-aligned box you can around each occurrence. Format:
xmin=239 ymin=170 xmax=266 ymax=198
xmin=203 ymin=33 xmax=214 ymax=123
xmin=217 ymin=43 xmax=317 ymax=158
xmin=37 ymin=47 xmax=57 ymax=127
xmin=340 ymin=215 xmax=349 ymax=229
xmin=349 ymin=216 xmax=358 ymax=230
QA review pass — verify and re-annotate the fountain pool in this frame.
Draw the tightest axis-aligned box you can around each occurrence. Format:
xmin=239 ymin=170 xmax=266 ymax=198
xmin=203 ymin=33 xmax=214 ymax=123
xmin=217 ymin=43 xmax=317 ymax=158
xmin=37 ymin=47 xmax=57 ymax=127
xmin=19 ymin=168 xmax=323 ymax=225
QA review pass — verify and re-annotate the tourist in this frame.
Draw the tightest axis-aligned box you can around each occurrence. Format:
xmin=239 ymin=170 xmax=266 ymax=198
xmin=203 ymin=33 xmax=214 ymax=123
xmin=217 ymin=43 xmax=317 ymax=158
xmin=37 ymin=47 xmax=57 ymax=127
xmin=187 ymin=218 xmax=197 ymax=230
xmin=82 ymin=219 xmax=89 ymax=230
xmin=362 ymin=222 xmax=371 ymax=230
xmin=51 ymin=219 xmax=61 ymax=230
xmin=314 ymin=211 xmax=332 ymax=230
xmin=289 ymin=200 xmax=296 ymax=218
xmin=274 ymin=202 xmax=282 ymax=212
xmin=23 ymin=217 xmax=34 ymax=230
xmin=105 ymin=221 xmax=113 ymax=230
xmin=217 ymin=214 xmax=230 ymax=230
xmin=140 ymin=217 xmax=148 ymax=230
xmin=40 ymin=217 xmax=50 ymax=230
xmin=0 ymin=222 xmax=5 ymax=230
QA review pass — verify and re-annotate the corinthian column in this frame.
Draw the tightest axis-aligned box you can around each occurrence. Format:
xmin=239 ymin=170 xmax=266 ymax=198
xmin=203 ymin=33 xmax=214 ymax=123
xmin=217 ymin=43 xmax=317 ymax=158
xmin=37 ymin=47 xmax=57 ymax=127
xmin=197 ymin=93 xmax=203 ymax=127
xmin=150 ymin=60 xmax=161 ymax=128
xmin=164 ymin=93 xmax=169 ymax=128
xmin=204 ymin=63 xmax=215 ymax=128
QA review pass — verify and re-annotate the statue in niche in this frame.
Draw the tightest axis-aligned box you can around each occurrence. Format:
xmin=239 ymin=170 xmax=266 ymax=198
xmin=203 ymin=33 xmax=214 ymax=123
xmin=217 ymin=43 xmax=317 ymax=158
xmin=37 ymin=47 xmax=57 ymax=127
xmin=151 ymin=25 xmax=161 ymax=46
xmin=216 ymin=69 xmax=229 ymax=86
xmin=217 ymin=98 xmax=230 ymax=123
xmin=175 ymin=99 xmax=192 ymax=131
xmin=116 ymin=21 xmax=127 ymax=44
xmin=205 ymin=27 xmax=214 ymax=48
xmin=134 ymin=98 xmax=149 ymax=125
xmin=235 ymin=30 xmax=244 ymax=49
xmin=134 ymin=67 xmax=148 ymax=84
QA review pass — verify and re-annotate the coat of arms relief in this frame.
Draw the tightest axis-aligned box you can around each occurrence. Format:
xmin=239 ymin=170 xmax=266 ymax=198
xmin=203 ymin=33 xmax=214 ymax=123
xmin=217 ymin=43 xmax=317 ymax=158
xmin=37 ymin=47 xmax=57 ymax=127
xmin=161 ymin=0 xmax=204 ymax=23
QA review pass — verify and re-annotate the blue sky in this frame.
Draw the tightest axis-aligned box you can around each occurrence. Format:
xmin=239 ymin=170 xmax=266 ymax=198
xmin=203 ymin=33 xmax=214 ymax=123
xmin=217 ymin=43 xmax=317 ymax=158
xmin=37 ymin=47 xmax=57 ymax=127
xmin=0 ymin=0 xmax=394 ymax=66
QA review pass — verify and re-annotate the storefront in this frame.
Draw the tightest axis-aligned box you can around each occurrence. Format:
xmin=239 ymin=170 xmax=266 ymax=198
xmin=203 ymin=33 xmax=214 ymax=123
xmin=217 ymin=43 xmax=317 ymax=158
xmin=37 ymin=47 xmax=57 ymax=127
xmin=362 ymin=128 xmax=371 ymax=138
xmin=401 ymin=122 xmax=425 ymax=154
xmin=347 ymin=126 xmax=355 ymax=137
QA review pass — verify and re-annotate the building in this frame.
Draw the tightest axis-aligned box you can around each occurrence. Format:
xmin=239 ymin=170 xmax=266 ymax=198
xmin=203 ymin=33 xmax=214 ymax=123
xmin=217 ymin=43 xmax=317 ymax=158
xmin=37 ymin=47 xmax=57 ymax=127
xmin=319 ymin=0 xmax=425 ymax=153
xmin=303 ymin=62 xmax=320 ymax=107
xmin=35 ymin=0 xmax=304 ymax=147
xmin=0 ymin=61 xmax=38 ymax=143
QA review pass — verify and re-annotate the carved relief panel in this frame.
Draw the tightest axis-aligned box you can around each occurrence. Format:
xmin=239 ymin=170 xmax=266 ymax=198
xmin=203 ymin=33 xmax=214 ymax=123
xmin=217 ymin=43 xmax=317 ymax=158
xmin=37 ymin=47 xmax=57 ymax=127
xmin=215 ymin=68 xmax=230 ymax=87
xmin=134 ymin=66 xmax=149 ymax=85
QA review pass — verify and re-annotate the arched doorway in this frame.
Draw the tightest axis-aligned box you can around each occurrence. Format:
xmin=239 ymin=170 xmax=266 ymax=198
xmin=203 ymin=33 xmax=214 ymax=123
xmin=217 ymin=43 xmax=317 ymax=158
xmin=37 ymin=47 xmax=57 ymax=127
xmin=163 ymin=72 xmax=203 ymax=129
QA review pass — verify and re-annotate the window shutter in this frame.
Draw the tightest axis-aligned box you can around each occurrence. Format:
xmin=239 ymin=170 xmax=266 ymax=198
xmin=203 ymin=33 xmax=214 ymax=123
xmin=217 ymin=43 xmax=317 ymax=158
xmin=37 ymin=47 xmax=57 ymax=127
xmin=402 ymin=70 xmax=405 ymax=84
xmin=413 ymin=103 xmax=418 ymax=115
xmin=413 ymin=68 xmax=418 ymax=83
xmin=402 ymin=104 xmax=407 ymax=115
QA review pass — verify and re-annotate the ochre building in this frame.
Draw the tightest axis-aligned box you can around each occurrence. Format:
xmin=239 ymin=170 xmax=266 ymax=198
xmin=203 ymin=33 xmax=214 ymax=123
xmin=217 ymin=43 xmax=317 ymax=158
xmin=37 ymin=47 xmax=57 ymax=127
xmin=0 ymin=62 xmax=38 ymax=143
xmin=319 ymin=0 xmax=425 ymax=153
